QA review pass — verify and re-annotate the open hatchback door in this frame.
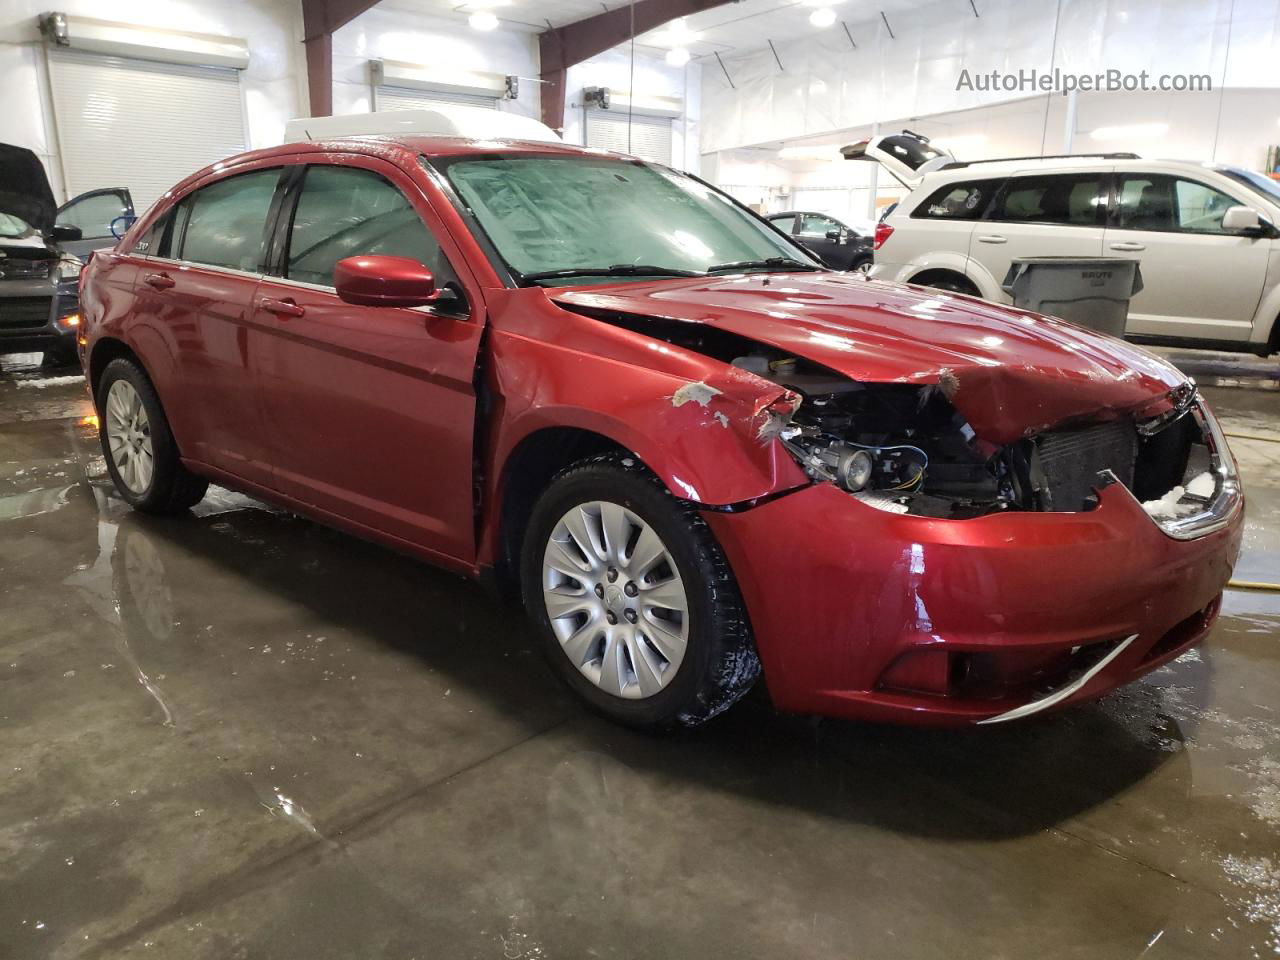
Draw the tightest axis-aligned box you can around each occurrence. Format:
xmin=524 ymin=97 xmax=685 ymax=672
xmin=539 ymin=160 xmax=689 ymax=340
xmin=841 ymin=130 xmax=955 ymax=188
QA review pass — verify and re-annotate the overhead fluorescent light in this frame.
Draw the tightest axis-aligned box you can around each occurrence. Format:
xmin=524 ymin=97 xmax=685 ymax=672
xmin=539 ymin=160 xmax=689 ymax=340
xmin=665 ymin=47 xmax=691 ymax=67
xmin=469 ymin=11 xmax=499 ymax=30
xmin=1089 ymin=122 xmax=1169 ymax=141
xmin=809 ymin=7 xmax=838 ymax=27
xmin=778 ymin=144 xmax=842 ymax=160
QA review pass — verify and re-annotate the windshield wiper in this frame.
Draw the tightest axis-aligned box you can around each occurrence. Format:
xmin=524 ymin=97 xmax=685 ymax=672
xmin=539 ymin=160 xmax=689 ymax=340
xmin=707 ymin=257 xmax=821 ymax=273
xmin=521 ymin=264 xmax=705 ymax=284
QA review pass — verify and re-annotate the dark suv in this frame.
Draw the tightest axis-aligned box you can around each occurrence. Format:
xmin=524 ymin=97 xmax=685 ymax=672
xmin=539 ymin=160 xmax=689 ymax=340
xmin=1 ymin=143 xmax=133 ymax=362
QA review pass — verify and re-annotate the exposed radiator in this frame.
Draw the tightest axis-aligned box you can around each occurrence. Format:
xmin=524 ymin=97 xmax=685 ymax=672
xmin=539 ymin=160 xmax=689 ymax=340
xmin=1036 ymin=418 xmax=1138 ymax=511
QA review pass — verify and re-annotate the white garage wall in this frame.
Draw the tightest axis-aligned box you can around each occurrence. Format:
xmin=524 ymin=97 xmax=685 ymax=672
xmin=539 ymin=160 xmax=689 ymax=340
xmin=564 ymin=48 xmax=702 ymax=174
xmin=331 ymin=7 xmax=540 ymax=122
xmin=701 ymin=0 xmax=1280 ymax=159
xmin=0 ymin=0 xmax=304 ymax=203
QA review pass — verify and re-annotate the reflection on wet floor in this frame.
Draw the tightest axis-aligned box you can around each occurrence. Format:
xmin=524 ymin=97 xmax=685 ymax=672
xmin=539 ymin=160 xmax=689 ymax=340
xmin=1 ymin=352 xmax=1279 ymax=959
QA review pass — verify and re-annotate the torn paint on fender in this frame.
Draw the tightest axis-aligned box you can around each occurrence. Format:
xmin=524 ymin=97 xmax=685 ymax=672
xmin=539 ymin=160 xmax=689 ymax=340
xmin=670 ymin=381 xmax=723 ymax=408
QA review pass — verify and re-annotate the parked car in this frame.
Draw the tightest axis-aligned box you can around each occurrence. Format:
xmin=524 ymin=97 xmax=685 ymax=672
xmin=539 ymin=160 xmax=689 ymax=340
xmin=78 ymin=132 xmax=1242 ymax=730
xmin=848 ymin=131 xmax=1280 ymax=355
xmin=0 ymin=143 xmax=134 ymax=364
xmin=765 ymin=210 xmax=874 ymax=272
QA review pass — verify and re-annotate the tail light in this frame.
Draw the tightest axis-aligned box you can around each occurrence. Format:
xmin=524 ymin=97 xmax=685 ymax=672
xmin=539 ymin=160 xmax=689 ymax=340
xmin=873 ymin=222 xmax=894 ymax=250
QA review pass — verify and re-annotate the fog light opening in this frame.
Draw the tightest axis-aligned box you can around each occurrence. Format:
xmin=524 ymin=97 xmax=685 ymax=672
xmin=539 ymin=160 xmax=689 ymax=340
xmin=878 ymin=649 xmax=963 ymax=697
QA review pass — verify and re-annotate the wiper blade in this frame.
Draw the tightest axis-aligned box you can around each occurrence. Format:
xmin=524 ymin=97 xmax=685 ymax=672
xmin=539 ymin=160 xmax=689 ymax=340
xmin=707 ymin=257 xmax=821 ymax=273
xmin=521 ymin=264 xmax=705 ymax=284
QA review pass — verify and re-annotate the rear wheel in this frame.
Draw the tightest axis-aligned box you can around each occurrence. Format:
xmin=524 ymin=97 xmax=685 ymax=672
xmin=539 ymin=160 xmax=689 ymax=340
xmin=915 ymin=272 xmax=980 ymax=296
xmin=97 ymin=357 xmax=208 ymax=514
xmin=521 ymin=455 xmax=760 ymax=730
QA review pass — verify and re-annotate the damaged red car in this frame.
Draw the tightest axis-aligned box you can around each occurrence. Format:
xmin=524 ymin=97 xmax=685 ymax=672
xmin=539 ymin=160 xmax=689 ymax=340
xmin=77 ymin=135 xmax=1244 ymax=729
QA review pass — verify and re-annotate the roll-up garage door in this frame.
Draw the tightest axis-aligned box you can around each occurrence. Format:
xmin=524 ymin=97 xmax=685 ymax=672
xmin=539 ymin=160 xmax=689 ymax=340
xmin=584 ymin=111 xmax=673 ymax=165
xmin=46 ymin=49 xmax=247 ymax=214
xmin=375 ymin=86 xmax=498 ymax=112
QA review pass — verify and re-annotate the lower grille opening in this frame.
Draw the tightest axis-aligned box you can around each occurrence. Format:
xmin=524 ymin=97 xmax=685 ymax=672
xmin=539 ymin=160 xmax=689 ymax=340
xmin=1142 ymin=595 xmax=1220 ymax=664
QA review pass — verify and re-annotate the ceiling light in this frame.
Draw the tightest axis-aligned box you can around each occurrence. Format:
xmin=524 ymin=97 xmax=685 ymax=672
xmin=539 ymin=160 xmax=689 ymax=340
xmin=1089 ymin=122 xmax=1169 ymax=141
xmin=469 ymin=11 xmax=499 ymax=30
xmin=809 ymin=7 xmax=837 ymax=27
xmin=666 ymin=47 xmax=691 ymax=67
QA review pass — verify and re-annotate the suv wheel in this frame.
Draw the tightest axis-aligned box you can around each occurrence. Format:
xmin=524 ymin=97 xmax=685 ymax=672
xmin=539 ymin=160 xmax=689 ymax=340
xmin=97 ymin=357 xmax=208 ymax=514
xmin=521 ymin=455 xmax=760 ymax=730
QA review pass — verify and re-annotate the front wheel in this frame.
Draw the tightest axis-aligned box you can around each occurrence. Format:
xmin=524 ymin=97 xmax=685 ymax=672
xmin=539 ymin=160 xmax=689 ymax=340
xmin=521 ymin=456 xmax=760 ymax=730
xmin=97 ymin=357 xmax=208 ymax=514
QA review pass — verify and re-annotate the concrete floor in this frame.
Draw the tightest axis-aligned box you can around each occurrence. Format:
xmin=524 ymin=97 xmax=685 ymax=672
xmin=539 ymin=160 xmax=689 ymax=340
xmin=1 ymin=350 xmax=1278 ymax=960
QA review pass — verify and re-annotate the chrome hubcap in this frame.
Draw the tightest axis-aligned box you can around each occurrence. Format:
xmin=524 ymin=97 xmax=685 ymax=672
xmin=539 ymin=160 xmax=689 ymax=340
xmin=542 ymin=500 xmax=689 ymax=700
xmin=105 ymin=380 xmax=153 ymax=495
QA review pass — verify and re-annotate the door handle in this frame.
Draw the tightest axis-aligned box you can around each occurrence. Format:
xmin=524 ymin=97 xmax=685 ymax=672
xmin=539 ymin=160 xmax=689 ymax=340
xmin=1109 ymin=241 xmax=1146 ymax=251
xmin=976 ymin=235 xmax=1007 ymax=244
xmin=143 ymin=273 xmax=175 ymax=290
xmin=259 ymin=296 xmax=305 ymax=318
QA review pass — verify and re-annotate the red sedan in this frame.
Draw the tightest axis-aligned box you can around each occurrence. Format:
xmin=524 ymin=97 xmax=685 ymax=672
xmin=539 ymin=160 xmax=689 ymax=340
xmin=77 ymin=135 xmax=1244 ymax=729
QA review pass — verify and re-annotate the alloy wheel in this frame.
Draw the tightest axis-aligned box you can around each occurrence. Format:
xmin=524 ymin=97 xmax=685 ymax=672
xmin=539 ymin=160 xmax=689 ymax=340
xmin=105 ymin=379 xmax=154 ymax=494
xmin=542 ymin=500 xmax=689 ymax=700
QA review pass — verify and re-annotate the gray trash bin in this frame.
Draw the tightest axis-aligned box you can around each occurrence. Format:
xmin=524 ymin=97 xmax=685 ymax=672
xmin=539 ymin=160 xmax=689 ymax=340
xmin=1000 ymin=257 xmax=1143 ymax=337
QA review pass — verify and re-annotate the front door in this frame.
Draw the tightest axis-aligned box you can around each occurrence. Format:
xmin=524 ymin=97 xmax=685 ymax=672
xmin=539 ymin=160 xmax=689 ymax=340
xmin=795 ymin=213 xmax=853 ymax=269
xmin=250 ymin=159 xmax=484 ymax=564
xmin=56 ymin=188 xmax=134 ymax=260
xmin=1105 ymin=173 xmax=1269 ymax=342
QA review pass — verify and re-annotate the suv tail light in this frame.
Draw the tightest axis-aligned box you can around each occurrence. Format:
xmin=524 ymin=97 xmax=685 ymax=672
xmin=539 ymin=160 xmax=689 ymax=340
xmin=874 ymin=222 xmax=894 ymax=250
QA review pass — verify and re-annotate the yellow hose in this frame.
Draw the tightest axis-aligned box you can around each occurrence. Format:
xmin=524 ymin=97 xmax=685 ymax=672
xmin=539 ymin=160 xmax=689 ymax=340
xmin=1228 ymin=579 xmax=1280 ymax=592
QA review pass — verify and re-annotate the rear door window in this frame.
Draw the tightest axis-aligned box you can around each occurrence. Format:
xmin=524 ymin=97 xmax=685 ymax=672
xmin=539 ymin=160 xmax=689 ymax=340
xmin=178 ymin=169 xmax=282 ymax=272
xmin=767 ymin=215 xmax=796 ymax=234
xmin=991 ymin=174 xmax=1105 ymax=226
xmin=912 ymin=180 xmax=994 ymax=220
xmin=283 ymin=164 xmax=457 ymax=289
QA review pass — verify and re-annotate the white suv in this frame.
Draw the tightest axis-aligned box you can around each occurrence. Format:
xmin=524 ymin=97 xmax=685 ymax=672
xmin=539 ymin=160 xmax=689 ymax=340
xmin=850 ymin=133 xmax=1280 ymax=355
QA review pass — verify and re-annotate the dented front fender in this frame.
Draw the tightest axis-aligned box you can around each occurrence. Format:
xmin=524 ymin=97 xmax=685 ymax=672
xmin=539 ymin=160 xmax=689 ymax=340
xmin=483 ymin=288 xmax=808 ymax=507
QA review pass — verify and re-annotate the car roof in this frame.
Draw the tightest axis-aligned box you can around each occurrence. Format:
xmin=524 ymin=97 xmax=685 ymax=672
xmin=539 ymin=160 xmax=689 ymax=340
xmin=916 ymin=155 xmax=1235 ymax=187
xmin=153 ymin=135 xmax=633 ymax=207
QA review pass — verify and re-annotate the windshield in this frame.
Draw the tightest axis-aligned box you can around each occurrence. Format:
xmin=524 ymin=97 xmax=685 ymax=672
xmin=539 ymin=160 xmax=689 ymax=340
xmin=1221 ymin=167 xmax=1280 ymax=207
xmin=441 ymin=154 xmax=817 ymax=285
xmin=0 ymin=213 xmax=36 ymax=239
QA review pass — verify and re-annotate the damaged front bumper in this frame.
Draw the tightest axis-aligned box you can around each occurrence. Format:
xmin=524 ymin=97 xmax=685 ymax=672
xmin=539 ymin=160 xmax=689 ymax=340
xmin=705 ymin=456 xmax=1243 ymax=726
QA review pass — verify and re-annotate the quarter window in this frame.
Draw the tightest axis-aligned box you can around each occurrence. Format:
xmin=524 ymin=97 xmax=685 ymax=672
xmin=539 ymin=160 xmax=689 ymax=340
xmin=1116 ymin=175 xmax=1241 ymax=234
xmin=912 ymin=180 xmax=993 ymax=220
xmin=991 ymin=174 xmax=1104 ymax=226
xmin=285 ymin=165 xmax=455 ymax=289
xmin=178 ymin=170 xmax=281 ymax=271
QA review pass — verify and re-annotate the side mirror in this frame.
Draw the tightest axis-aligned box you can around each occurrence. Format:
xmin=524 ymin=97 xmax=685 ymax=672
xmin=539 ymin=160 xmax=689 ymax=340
xmin=52 ymin=224 xmax=82 ymax=242
xmin=1221 ymin=205 xmax=1269 ymax=236
xmin=334 ymin=255 xmax=442 ymax=308
xmin=825 ymin=229 xmax=842 ymax=241
xmin=110 ymin=214 xmax=137 ymax=239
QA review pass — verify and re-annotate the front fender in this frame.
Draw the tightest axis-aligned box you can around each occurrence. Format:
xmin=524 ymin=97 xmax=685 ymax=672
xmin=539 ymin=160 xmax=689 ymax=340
xmin=483 ymin=288 xmax=809 ymax=507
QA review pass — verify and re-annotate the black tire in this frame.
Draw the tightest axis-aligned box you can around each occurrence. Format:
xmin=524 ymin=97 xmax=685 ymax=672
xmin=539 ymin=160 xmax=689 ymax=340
xmin=96 ymin=357 xmax=208 ymax=514
xmin=917 ymin=273 xmax=979 ymax=296
xmin=520 ymin=454 xmax=760 ymax=731
xmin=849 ymin=255 xmax=873 ymax=274
xmin=42 ymin=343 xmax=79 ymax=367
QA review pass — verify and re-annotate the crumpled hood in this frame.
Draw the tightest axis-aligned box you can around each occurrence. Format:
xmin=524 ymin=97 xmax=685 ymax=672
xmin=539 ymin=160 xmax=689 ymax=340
xmin=553 ymin=272 xmax=1186 ymax=444
xmin=0 ymin=143 xmax=56 ymax=236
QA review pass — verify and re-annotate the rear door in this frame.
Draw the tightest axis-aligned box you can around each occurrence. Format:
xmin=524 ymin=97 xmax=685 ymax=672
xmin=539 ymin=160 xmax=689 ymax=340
xmin=250 ymin=157 xmax=485 ymax=564
xmin=841 ymin=132 xmax=955 ymax=189
xmin=56 ymin=188 xmax=135 ymax=260
xmin=971 ymin=169 xmax=1109 ymax=299
xmin=1105 ymin=172 xmax=1269 ymax=342
xmin=131 ymin=168 xmax=283 ymax=486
